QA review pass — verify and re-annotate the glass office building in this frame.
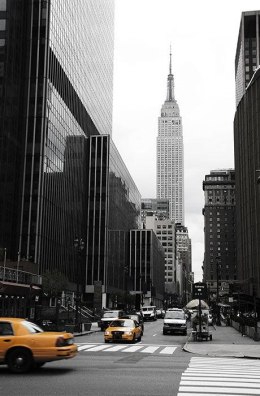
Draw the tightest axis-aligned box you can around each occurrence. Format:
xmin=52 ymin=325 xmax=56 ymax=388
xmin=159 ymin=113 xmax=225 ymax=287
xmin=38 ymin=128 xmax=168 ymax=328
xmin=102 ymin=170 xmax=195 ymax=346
xmin=85 ymin=135 xmax=141 ymax=307
xmin=0 ymin=0 xmax=115 ymax=309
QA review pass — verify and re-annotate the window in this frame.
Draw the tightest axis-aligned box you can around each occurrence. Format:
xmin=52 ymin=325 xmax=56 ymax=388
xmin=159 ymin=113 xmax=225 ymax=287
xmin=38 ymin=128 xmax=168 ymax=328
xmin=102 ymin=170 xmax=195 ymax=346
xmin=0 ymin=322 xmax=13 ymax=336
xmin=0 ymin=20 xmax=5 ymax=30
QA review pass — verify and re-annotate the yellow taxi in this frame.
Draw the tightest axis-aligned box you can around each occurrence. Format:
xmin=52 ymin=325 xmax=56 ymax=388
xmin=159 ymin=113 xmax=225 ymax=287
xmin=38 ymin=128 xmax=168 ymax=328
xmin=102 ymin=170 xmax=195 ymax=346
xmin=104 ymin=318 xmax=142 ymax=343
xmin=0 ymin=318 xmax=78 ymax=373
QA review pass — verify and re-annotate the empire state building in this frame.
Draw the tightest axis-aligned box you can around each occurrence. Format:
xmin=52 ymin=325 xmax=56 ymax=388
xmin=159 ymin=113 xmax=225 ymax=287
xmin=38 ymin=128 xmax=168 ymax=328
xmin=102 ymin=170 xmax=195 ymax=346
xmin=156 ymin=51 xmax=184 ymax=224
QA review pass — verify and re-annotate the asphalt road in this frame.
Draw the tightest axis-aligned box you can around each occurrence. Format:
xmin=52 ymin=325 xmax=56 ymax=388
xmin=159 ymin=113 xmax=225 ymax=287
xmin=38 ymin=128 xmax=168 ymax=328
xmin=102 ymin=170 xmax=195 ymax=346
xmin=0 ymin=318 xmax=192 ymax=396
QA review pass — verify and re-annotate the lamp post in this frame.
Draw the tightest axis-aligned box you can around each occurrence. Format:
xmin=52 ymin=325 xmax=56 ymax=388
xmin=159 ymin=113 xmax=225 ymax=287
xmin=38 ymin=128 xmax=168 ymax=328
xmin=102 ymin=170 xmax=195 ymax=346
xmin=74 ymin=237 xmax=85 ymax=332
xmin=216 ymin=257 xmax=222 ymax=326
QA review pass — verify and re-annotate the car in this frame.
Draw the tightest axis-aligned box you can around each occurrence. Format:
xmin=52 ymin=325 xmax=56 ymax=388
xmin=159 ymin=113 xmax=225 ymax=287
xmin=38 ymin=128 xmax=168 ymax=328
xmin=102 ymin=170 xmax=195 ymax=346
xmin=163 ymin=309 xmax=187 ymax=335
xmin=0 ymin=317 xmax=77 ymax=373
xmin=156 ymin=309 xmax=164 ymax=319
xmin=98 ymin=310 xmax=125 ymax=331
xmin=104 ymin=318 xmax=142 ymax=343
xmin=123 ymin=314 xmax=144 ymax=334
xmin=141 ymin=306 xmax=157 ymax=321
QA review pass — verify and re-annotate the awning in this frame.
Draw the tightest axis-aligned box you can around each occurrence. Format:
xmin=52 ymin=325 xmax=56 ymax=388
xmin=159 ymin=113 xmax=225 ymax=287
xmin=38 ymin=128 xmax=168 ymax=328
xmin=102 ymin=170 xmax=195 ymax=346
xmin=0 ymin=281 xmax=41 ymax=296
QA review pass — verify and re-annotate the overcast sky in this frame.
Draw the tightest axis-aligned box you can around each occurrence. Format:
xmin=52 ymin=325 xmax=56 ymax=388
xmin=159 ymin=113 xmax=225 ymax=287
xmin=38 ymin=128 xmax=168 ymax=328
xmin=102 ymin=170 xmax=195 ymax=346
xmin=112 ymin=0 xmax=260 ymax=282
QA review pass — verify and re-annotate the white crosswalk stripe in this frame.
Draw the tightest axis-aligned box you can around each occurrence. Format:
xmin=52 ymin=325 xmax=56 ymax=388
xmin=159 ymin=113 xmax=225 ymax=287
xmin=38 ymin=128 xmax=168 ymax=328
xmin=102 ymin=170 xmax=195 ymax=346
xmin=178 ymin=356 xmax=260 ymax=396
xmin=77 ymin=342 xmax=177 ymax=355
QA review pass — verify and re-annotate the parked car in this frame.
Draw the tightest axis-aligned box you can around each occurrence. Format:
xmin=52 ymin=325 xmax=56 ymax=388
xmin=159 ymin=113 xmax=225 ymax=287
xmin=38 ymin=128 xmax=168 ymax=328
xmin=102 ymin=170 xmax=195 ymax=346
xmin=163 ymin=309 xmax=187 ymax=335
xmin=104 ymin=319 xmax=142 ymax=343
xmin=156 ymin=309 xmax=164 ymax=319
xmin=123 ymin=314 xmax=144 ymax=334
xmin=141 ymin=306 xmax=157 ymax=321
xmin=98 ymin=310 xmax=125 ymax=331
xmin=0 ymin=317 xmax=77 ymax=373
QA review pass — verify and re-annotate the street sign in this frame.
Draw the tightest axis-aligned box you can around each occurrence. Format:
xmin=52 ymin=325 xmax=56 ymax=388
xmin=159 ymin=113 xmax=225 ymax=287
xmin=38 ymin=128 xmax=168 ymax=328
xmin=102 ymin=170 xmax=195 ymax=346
xmin=193 ymin=282 xmax=208 ymax=300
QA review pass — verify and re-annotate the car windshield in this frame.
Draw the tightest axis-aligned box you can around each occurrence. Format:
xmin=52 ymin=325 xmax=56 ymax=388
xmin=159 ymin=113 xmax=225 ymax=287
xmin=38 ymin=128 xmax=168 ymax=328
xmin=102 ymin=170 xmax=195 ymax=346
xmin=128 ymin=315 xmax=138 ymax=321
xmin=103 ymin=312 xmax=119 ymax=318
xmin=165 ymin=312 xmax=185 ymax=319
xmin=21 ymin=321 xmax=44 ymax=333
xmin=110 ymin=320 xmax=133 ymax=328
xmin=142 ymin=308 xmax=153 ymax=312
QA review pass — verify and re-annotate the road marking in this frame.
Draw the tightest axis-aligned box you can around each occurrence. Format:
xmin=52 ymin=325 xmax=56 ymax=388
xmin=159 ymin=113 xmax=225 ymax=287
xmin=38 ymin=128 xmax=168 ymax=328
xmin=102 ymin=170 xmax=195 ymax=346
xmin=141 ymin=346 xmax=160 ymax=353
xmin=122 ymin=345 xmax=144 ymax=353
xmin=77 ymin=342 xmax=179 ymax=355
xmin=159 ymin=346 xmax=177 ymax=354
xmin=104 ymin=345 xmax=129 ymax=352
xmin=77 ymin=344 xmax=96 ymax=351
xmin=178 ymin=357 xmax=260 ymax=396
xmin=85 ymin=344 xmax=112 ymax=352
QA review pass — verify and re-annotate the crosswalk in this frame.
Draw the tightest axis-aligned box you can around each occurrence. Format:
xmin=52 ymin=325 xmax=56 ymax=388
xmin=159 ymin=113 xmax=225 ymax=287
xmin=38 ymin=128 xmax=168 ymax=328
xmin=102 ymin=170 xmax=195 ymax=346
xmin=77 ymin=342 xmax=178 ymax=355
xmin=178 ymin=356 xmax=260 ymax=395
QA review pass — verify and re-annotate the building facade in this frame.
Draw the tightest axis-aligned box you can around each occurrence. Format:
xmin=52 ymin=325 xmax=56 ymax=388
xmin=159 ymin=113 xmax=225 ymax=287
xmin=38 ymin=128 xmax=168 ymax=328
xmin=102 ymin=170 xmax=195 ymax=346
xmin=129 ymin=229 xmax=165 ymax=308
xmin=0 ymin=0 xmax=115 ymax=316
xmin=235 ymin=10 xmax=260 ymax=106
xmin=141 ymin=198 xmax=169 ymax=225
xmin=85 ymin=135 xmax=141 ymax=308
xmin=175 ymin=223 xmax=192 ymax=305
xmin=202 ymin=170 xmax=236 ymax=302
xmin=234 ymin=67 xmax=260 ymax=300
xmin=156 ymin=51 xmax=184 ymax=224
xmin=145 ymin=216 xmax=176 ymax=294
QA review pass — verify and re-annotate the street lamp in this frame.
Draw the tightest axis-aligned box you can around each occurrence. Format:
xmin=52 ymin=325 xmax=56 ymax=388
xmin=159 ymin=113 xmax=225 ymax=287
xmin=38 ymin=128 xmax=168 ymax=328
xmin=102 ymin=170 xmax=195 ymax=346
xmin=216 ymin=257 xmax=222 ymax=326
xmin=74 ymin=237 xmax=85 ymax=331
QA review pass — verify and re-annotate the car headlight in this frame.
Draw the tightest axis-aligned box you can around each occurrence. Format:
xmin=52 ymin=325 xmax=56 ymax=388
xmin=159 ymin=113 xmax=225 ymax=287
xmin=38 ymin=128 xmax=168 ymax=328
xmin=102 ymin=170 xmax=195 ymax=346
xmin=150 ymin=313 xmax=154 ymax=316
xmin=104 ymin=330 xmax=111 ymax=335
xmin=124 ymin=331 xmax=133 ymax=335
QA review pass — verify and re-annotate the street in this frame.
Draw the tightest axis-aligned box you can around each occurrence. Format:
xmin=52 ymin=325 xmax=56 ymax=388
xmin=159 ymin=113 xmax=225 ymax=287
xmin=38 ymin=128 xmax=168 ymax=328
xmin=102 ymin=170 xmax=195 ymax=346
xmin=2 ymin=319 xmax=260 ymax=396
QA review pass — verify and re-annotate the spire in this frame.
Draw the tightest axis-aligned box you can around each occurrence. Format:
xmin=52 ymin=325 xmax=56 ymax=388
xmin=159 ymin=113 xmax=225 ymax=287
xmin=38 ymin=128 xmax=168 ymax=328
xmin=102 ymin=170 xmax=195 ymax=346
xmin=166 ymin=46 xmax=174 ymax=102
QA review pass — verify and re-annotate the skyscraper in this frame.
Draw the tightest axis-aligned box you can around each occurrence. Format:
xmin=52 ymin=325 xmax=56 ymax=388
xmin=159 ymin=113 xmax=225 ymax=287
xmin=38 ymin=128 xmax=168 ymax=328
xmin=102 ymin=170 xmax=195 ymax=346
xmin=156 ymin=50 xmax=184 ymax=224
xmin=0 ymin=0 xmax=115 ymax=314
xmin=235 ymin=10 xmax=260 ymax=106
xmin=202 ymin=170 xmax=236 ymax=300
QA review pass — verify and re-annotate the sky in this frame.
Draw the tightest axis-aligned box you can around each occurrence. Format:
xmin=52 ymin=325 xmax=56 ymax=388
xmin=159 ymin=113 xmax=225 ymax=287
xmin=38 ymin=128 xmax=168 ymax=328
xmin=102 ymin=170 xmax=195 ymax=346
xmin=112 ymin=0 xmax=260 ymax=282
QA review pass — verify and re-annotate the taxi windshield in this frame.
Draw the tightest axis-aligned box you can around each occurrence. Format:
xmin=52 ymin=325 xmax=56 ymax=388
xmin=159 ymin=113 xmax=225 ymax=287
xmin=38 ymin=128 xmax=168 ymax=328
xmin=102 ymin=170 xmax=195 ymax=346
xmin=110 ymin=320 xmax=133 ymax=327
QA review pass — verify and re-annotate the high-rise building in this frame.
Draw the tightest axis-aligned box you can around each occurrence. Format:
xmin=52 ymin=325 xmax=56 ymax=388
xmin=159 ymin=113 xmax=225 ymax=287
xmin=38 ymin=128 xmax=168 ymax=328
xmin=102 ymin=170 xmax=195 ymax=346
xmin=235 ymin=10 xmax=260 ymax=106
xmin=145 ymin=215 xmax=176 ymax=294
xmin=202 ymin=170 xmax=236 ymax=300
xmin=0 ymin=0 xmax=116 ymax=315
xmin=141 ymin=198 xmax=169 ymax=225
xmin=175 ymin=223 xmax=192 ymax=305
xmin=234 ymin=67 xmax=260 ymax=300
xmin=156 ymin=50 xmax=184 ymax=224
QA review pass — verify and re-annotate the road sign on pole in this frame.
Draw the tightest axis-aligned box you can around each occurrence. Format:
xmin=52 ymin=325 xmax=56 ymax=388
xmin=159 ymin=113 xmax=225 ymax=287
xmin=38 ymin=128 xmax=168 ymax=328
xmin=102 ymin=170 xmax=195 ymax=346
xmin=193 ymin=282 xmax=208 ymax=300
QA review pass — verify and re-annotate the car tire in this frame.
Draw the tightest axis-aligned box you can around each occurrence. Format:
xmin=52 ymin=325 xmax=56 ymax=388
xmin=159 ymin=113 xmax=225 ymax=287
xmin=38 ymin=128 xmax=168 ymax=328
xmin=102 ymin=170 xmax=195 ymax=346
xmin=104 ymin=340 xmax=109 ymax=343
xmin=7 ymin=348 xmax=33 ymax=373
xmin=163 ymin=330 xmax=167 ymax=335
xmin=183 ymin=331 xmax=187 ymax=336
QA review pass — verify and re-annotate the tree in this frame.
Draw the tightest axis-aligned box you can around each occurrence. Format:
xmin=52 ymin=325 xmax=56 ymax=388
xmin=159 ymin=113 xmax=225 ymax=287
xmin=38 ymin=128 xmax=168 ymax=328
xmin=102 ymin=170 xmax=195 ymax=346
xmin=42 ymin=270 xmax=68 ymax=298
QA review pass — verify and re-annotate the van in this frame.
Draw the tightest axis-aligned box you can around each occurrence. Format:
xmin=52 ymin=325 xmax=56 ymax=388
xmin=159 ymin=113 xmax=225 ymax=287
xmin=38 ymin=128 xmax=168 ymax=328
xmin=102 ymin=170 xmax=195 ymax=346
xmin=163 ymin=309 xmax=187 ymax=335
xmin=141 ymin=306 xmax=157 ymax=321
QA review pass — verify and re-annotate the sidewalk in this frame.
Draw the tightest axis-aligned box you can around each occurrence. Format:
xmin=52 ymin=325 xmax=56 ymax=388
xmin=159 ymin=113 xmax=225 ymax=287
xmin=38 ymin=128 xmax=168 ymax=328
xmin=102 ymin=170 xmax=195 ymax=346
xmin=183 ymin=323 xmax=260 ymax=359
xmin=73 ymin=322 xmax=100 ymax=337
